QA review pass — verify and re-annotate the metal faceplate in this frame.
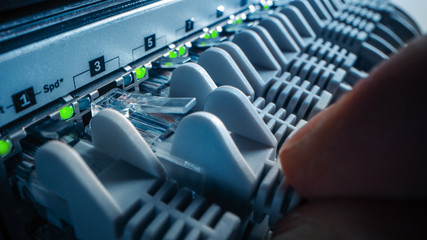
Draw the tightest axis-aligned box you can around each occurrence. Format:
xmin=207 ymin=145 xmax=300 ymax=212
xmin=0 ymin=0 xmax=248 ymax=128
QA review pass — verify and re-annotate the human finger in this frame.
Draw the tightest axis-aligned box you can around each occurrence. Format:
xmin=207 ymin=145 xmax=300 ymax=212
xmin=280 ymin=36 xmax=427 ymax=199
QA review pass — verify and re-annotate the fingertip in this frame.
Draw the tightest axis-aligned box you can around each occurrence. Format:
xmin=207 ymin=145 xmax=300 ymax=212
xmin=279 ymin=107 xmax=333 ymax=197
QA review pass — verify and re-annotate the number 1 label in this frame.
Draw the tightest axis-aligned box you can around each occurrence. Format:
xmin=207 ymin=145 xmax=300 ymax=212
xmin=12 ymin=87 xmax=37 ymax=113
xmin=186 ymin=19 xmax=194 ymax=32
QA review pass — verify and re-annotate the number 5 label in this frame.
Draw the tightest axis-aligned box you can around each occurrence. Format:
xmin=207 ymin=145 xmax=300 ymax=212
xmin=145 ymin=34 xmax=156 ymax=51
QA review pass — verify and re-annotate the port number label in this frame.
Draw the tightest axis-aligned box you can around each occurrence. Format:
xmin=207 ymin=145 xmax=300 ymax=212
xmin=12 ymin=87 xmax=37 ymax=113
xmin=185 ymin=19 xmax=194 ymax=32
xmin=145 ymin=34 xmax=156 ymax=51
xmin=89 ymin=56 xmax=106 ymax=77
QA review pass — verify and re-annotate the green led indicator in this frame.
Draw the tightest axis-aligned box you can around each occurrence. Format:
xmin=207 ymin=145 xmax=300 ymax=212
xmin=211 ymin=30 xmax=218 ymax=38
xmin=232 ymin=20 xmax=237 ymax=25
xmin=135 ymin=66 xmax=147 ymax=79
xmin=202 ymin=42 xmax=206 ymax=46
xmin=204 ymin=34 xmax=210 ymax=39
xmin=0 ymin=139 xmax=12 ymax=157
xmin=263 ymin=5 xmax=269 ymax=10
xmin=59 ymin=105 xmax=74 ymax=120
xmin=165 ymin=62 xmax=172 ymax=66
xmin=179 ymin=46 xmax=186 ymax=56
xmin=237 ymin=18 xmax=242 ymax=24
xmin=169 ymin=51 xmax=178 ymax=58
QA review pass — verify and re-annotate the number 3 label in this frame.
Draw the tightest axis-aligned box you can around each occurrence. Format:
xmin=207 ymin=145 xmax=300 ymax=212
xmin=89 ymin=56 xmax=106 ymax=77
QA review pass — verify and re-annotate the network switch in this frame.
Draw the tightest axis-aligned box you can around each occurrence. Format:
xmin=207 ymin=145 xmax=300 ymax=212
xmin=0 ymin=0 xmax=421 ymax=239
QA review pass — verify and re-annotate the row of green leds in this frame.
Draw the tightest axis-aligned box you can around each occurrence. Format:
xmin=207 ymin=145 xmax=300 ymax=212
xmin=4 ymin=14 xmax=252 ymax=157
xmin=232 ymin=18 xmax=243 ymax=25
xmin=204 ymin=30 xmax=219 ymax=39
xmin=2 ymin=11 xmax=260 ymax=158
xmin=169 ymin=46 xmax=187 ymax=58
